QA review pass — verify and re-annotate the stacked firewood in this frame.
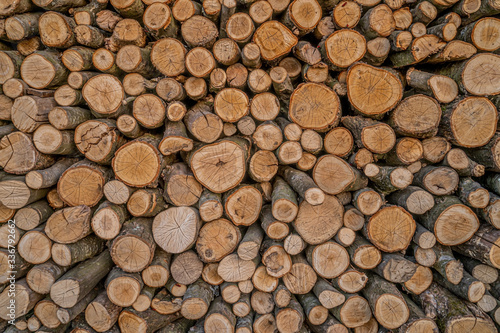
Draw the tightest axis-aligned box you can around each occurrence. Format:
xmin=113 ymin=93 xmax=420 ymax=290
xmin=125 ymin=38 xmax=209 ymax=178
xmin=0 ymin=0 xmax=499 ymax=332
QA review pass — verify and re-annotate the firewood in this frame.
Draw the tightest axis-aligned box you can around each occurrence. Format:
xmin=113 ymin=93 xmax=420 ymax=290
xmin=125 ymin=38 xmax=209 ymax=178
xmin=329 ymin=291 xmax=372 ymax=328
xmin=150 ymin=288 xmax=181 ymax=314
xmin=34 ymin=298 xmax=61 ymax=329
xmin=51 ymin=251 xmax=113 ymax=308
xmin=0 ymin=0 xmax=500 ymax=329
xmin=84 ymin=291 xmax=121 ymax=332
xmin=118 ymin=308 xmax=181 ymax=333
xmin=204 ymin=296 xmax=236 ymax=333
xmin=404 ymin=264 xmax=433 ymax=295
xmin=346 ymin=235 xmax=382 ymax=270
xmin=363 ymin=273 xmax=409 ymax=329
xmin=342 ymin=116 xmax=396 ymax=154
xmin=306 ymin=241 xmax=349 ymax=279
xmin=25 ymin=261 xmax=67 ymax=295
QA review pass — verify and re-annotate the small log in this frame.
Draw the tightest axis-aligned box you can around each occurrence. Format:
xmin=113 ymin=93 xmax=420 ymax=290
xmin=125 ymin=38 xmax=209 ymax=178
xmin=363 ymin=273 xmax=409 ymax=329
xmin=26 ymin=260 xmax=68 ymax=295
xmin=50 ymin=251 xmax=113 ymax=308
xmin=404 ymin=264 xmax=433 ymax=295
xmin=419 ymin=195 xmax=479 ymax=246
xmin=329 ymin=292 xmax=372 ymax=328
xmin=332 ymin=268 xmax=368 ymax=294
xmin=103 ymin=180 xmax=134 ymax=205
xmin=118 ymin=308 xmax=181 ymax=333
xmin=52 ymin=234 xmax=104 ymax=267
xmin=181 ymin=279 xmax=216 ymax=319
xmin=171 ymin=250 xmax=204 ymax=285
xmin=364 ymin=164 xmax=413 ymax=194
xmin=346 ymin=235 xmax=382 ymax=270
xmin=374 ymin=253 xmax=417 ymax=283
xmin=430 ymin=243 xmax=463 ymax=285
xmin=85 ymin=291 xmax=122 ymax=332
xmin=204 ymin=296 xmax=236 ymax=333
xmin=196 ymin=218 xmax=241 ymax=262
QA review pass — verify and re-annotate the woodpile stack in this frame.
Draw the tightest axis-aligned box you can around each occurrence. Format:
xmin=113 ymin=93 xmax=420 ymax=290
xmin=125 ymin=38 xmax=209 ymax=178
xmin=0 ymin=0 xmax=499 ymax=331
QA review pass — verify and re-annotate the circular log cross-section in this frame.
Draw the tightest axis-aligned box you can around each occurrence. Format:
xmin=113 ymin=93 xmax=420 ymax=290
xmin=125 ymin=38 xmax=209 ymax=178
xmin=389 ymin=94 xmax=441 ymax=138
xmin=253 ymin=21 xmax=298 ymax=61
xmin=20 ymin=53 xmax=64 ymax=89
xmin=181 ymin=15 xmax=219 ymax=48
xmin=458 ymin=53 xmax=500 ymax=96
xmin=82 ymin=74 xmax=125 ymax=117
xmin=75 ymin=120 xmax=125 ymax=165
xmin=225 ymin=185 xmax=263 ymax=226
xmin=214 ymin=88 xmax=249 ymax=123
xmin=58 ymin=163 xmax=107 ymax=207
xmin=150 ymin=38 xmax=186 ymax=77
xmin=0 ymin=131 xmax=51 ymax=175
xmin=189 ymin=139 xmax=248 ymax=193
xmin=186 ymin=47 xmax=216 ymax=78
xmin=289 ymin=83 xmax=341 ymax=130
xmin=347 ymin=63 xmax=403 ymax=117
xmin=313 ymin=154 xmax=366 ymax=195
xmin=112 ymin=139 xmax=162 ymax=188
xmin=308 ymin=241 xmax=349 ymax=279
xmin=153 ymin=206 xmax=201 ymax=254
xmin=322 ymin=29 xmax=366 ymax=69
xmin=288 ymin=0 xmax=322 ymax=34
xmin=293 ymin=194 xmax=343 ymax=245
xmin=133 ymin=94 xmax=166 ymax=129
xmin=424 ymin=197 xmax=480 ymax=246
xmin=39 ymin=12 xmax=75 ymax=48
xmin=196 ymin=218 xmax=240 ymax=262
xmin=442 ymin=97 xmax=497 ymax=148
xmin=366 ymin=206 xmax=416 ymax=252
xmin=110 ymin=219 xmax=155 ymax=273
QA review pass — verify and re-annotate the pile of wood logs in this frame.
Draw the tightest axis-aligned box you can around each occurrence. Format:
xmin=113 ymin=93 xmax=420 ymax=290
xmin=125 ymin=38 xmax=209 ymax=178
xmin=0 ymin=0 xmax=500 ymax=331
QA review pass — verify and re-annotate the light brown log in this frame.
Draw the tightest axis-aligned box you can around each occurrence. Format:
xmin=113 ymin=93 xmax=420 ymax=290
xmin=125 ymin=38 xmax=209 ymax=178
xmin=57 ymin=160 xmax=110 ymax=207
xmin=253 ymin=21 xmax=298 ymax=62
xmin=196 ymin=217 xmax=240 ymax=262
xmin=363 ymin=273 xmax=409 ymax=329
xmin=0 ymin=175 xmax=50 ymax=209
xmin=329 ymin=292 xmax=372 ymax=328
xmin=389 ymin=94 xmax=441 ymax=138
xmin=52 ymin=234 xmax=104 ymax=267
xmin=184 ymin=101 xmax=223 ymax=144
xmin=403 ymin=264 xmax=433 ymax=295
xmin=352 ymin=187 xmax=383 ymax=216
xmin=306 ymin=241 xmax=349 ymax=279
xmin=364 ymin=205 xmax=415 ymax=252
xmin=45 ymin=205 xmax=92 ymax=244
xmin=50 ymin=251 xmax=113 ymax=309
xmin=112 ymin=134 xmax=163 ymax=188
xmin=103 ymin=179 xmax=134 ymax=205
xmin=346 ymin=235 xmax=382 ymax=270
xmin=342 ymin=116 xmax=396 ymax=154
xmin=364 ymin=163 xmax=413 ymax=194
xmin=181 ymin=279 xmax=216 ymax=320
xmin=171 ymin=250 xmax=204 ymax=285
xmin=332 ymin=268 xmax=368 ymax=294
xmin=85 ymin=290 xmax=122 ymax=332
xmin=152 ymin=206 xmax=200 ymax=254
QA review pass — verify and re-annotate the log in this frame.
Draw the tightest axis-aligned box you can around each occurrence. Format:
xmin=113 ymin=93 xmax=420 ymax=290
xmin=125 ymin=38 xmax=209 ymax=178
xmin=363 ymin=273 xmax=409 ymax=329
xmin=419 ymin=195 xmax=479 ymax=246
xmin=85 ymin=291 xmax=121 ymax=332
xmin=196 ymin=218 xmax=241 ymax=262
xmin=416 ymin=282 xmax=496 ymax=332
xmin=50 ymin=251 xmax=113 ymax=308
